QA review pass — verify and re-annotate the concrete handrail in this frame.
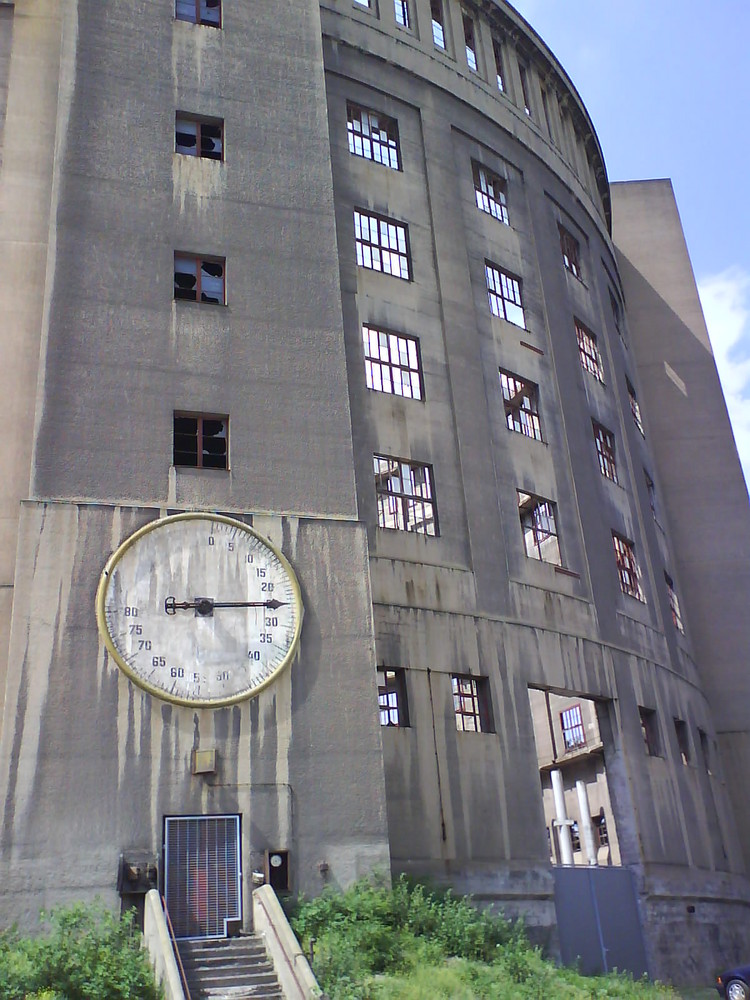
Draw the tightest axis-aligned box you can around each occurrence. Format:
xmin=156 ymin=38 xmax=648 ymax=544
xmin=143 ymin=889 xmax=187 ymax=1000
xmin=253 ymin=884 xmax=324 ymax=1000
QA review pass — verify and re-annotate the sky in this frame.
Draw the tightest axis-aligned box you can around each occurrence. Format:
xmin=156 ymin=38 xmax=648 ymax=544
xmin=509 ymin=0 xmax=750 ymax=490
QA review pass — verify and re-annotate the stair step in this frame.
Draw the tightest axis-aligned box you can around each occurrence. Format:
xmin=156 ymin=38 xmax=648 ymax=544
xmin=176 ymin=935 xmax=283 ymax=1000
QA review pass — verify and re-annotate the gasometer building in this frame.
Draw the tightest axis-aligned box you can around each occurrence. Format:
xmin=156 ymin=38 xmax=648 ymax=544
xmin=1 ymin=0 xmax=750 ymax=987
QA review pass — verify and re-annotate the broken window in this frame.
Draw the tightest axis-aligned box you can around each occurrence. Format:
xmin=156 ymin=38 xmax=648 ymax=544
xmin=173 ymin=413 xmax=228 ymax=470
xmin=473 ymin=162 xmax=509 ymax=224
xmin=559 ymin=225 xmax=582 ymax=279
xmin=373 ymin=455 xmax=437 ymax=535
xmin=519 ymin=64 xmax=532 ymax=116
xmin=452 ymin=675 xmax=493 ymax=733
xmin=500 ymin=370 xmax=542 ymax=440
xmin=645 ymin=470 xmax=660 ymax=524
xmin=430 ymin=0 xmax=445 ymax=49
xmin=175 ymin=114 xmax=223 ymax=161
xmin=609 ymin=289 xmax=626 ymax=348
xmin=174 ymin=253 xmax=225 ymax=304
xmin=698 ymin=728 xmax=711 ymax=774
xmin=378 ymin=669 xmax=409 ymax=727
xmin=612 ymin=532 xmax=645 ymax=601
xmin=639 ymin=706 xmax=661 ymax=757
xmin=492 ymin=37 xmax=505 ymax=92
xmin=594 ymin=814 xmax=609 ymax=847
xmin=175 ymin=0 xmax=221 ymax=28
xmin=665 ymin=573 xmax=685 ymax=634
xmin=674 ymin=718 xmax=690 ymax=765
xmin=561 ymin=704 xmax=586 ymax=750
xmin=627 ymin=378 xmax=645 ymax=436
xmin=347 ymin=104 xmax=400 ymax=170
xmin=355 ymin=210 xmax=410 ymax=280
xmin=363 ymin=325 xmax=423 ymax=399
xmin=518 ymin=491 xmax=561 ymax=565
xmin=593 ymin=422 xmax=618 ymax=483
xmin=394 ymin=0 xmax=410 ymax=28
xmin=462 ymin=11 xmax=478 ymax=72
xmin=575 ymin=320 xmax=604 ymax=382
xmin=486 ymin=261 xmax=525 ymax=327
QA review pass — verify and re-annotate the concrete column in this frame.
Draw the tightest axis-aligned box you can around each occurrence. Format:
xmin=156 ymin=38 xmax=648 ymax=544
xmin=551 ymin=769 xmax=574 ymax=865
xmin=576 ymin=779 xmax=599 ymax=866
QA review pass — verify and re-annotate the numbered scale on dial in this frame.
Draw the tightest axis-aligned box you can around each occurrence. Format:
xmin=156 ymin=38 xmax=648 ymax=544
xmin=96 ymin=513 xmax=303 ymax=707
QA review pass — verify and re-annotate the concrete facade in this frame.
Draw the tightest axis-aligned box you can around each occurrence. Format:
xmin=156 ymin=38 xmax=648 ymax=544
xmin=0 ymin=0 xmax=748 ymax=987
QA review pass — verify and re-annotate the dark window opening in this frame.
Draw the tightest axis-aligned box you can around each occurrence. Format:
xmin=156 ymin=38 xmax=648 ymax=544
xmin=265 ymin=851 xmax=289 ymax=893
xmin=613 ymin=532 xmax=645 ymax=601
xmin=570 ymin=820 xmax=581 ymax=853
xmin=519 ymin=64 xmax=532 ymax=116
xmin=492 ymin=37 xmax=505 ymax=92
xmin=627 ymin=378 xmax=645 ymax=436
xmin=363 ymin=326 xmax=422 ymax=399
xmin=500 ymin=370 xmax=542 ymax=440
xmin=174 ymin=253 xmax=225 ymax=304
xmin=173 ymin=413 xmax=228 ymax=470
xmin=378 ymin=668 xmax=409 ymax=727
xmin=594 ymin=814 xmax=609 ymax=847
xmin=639 ymin=706 xmax=661 ymax=757
xmin=593 ymin=422 xmax=618 ymax=483
xmin=452 ymin=675 xmax=493 ymax=733
xmin=665 ymin=573 xmax=685 ymax=634
xmin=175 ymin=0 xmax=221 ymax=28
xmin=561 ymin=704 xmax=586 ymax=750
xmin=698 ymin=728 xmax=712 ymax=774
xmin=347 ymin=104 xmax=400 ymax=170
xmin=462 ymin=11 xmax=477 ymax=72
xmin=354 ymin=210 xmax=410 ymax=280
xmin=374 ymin=455 xmax=437 ymax=535
xmin=518 ymin=491 xmax=561 ymax=565
xmin=674 ymin=718 xmax=691 ymax=765
xmin=175 ymin=114 xmax=223 ymax=160
xmin=473 ymin=162 xmax=509 ymax=224
xmin=430 ymin=0 xmax=445 ymax=48
xmin=560 ymin=226 xmax=582 ymax=279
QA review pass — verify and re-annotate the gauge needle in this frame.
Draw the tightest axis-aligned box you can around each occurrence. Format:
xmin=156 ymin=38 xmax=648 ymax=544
xmin=165 ymin=597 xmax=288 ymax=617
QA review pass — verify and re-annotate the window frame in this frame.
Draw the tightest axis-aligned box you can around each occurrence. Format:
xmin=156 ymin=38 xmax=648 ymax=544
xmin=593 ymin=421 xmax=618 ymax=483
xmin=674 ymin=718 xmax=691 ymax=765
xmin=430 ymin=0 xmax=446 ymax=49
xmin=354 ymin=209 xmax=411 ymax=281
xmin=492 ymin=36 xmax=506 ymax=92
xmin=639 ymin=706 xmax=662 ymax=757
xmin=363 ymin=325 xmax=423 ymax=400
xmin=451 ymin=674 xmax=493 ymax=733
xmin=173 ymin=412 xmax=229 ymax=471
xmin=560 ymin=704 xmax=586 ymax=750
xmin=627 ymin=377 xmax=645 ymax=436
xmin=575 ymin=319 xmax=605 ymax=382
xmin=559 ymin=225 xmax=582 ymax=279
xmin=378 ymin=668 xmax=410 ymax=727
xmin=175 ymin=112 xmax=224 ymax=161
xmin=499 ymin=369 xmax=542 ymax=441
xmin=347 ymin=103 xmax=401 ymax=171
xmin=394 ymin=0 xmax=411 ymax=28
xmin=612 ymin=532 xmax=645 ymax=602
xmin=373 ymin=454 xmax=438 ymax=536
xmin=473 ymin=161 xmax=509 ymax=225
xmin=175 ymin=0 xmax=222 ymax=28
xmin=485 ymin=260 xmax=525 ymax=328
xmin=174 ymin=252 xmax=226 ymax=305
xmin=462 ymin=10 xmax=478 ymax=72
xmin=518 ymin=63 xmax=532 ymax=116
xmin=517 ymin=490 xmax=562 ymax=566
xmin=665 ymin=572 xmax=685 ymax=634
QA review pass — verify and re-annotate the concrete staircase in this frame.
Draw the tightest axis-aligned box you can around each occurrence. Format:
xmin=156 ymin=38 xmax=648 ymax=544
xmin=177 ymin=935 xmax=284 ymax=999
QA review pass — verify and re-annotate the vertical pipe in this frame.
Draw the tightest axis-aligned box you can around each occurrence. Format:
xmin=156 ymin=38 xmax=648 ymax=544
xmin=576 ymin=779 xmax=599 ymax=866
xmin=551 ymin=769 xmax=574 ymax=865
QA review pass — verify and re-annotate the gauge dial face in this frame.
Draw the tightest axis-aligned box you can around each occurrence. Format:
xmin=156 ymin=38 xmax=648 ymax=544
xmin=96 ymin=513 xmax=303 ymax=707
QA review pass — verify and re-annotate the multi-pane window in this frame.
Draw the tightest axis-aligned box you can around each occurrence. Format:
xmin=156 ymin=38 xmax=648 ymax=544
xmin=575 ymin=320 xmax=604 ymax=382
xmin=519 ymin=64 xmax=532 ymax=116
xmin=627 ymin=378 xmax=645 ymax=436
xmin=173 ymin=413 xmax=228 ymax=469
xmin=518 ymin=491 xmax=561 ymax=565
xmin=594 ymin=814 xmax=609 ymax=847
xmin=363 ymin=326 xmax=423 ymax=400
xmin=500 ymin=370 xmax=542 ymax=441
xmin=430 ymin=0 xmax=445 ymax=49
xmin=473 ymin=162 xmax=509 ymax=224
xmin=639 ymin=706 xmax=661 ymax=757
xmin=665 ymin=573 xmax=685 ymax=634
xmin=451 ymin=675 xmax=492 ymax=733
xmin=462 ymin=11 xmax=477 ymax=72
xmin=354 ymin=210 xmax=410 ymax=280
xmin=559 ymin=226 xmax=582 ymax=279
xmin=374 ymin=455 xmax=437 ymax=535
xmin=347 ymin=104 xmax=400 ymax=170
xmin=378 ymin=669 xmax=409 ymax=727
xmin=561 ymin=704 xmax=586 ymax=750
xmin=486 ymin=262 xmax=525 ymax=327
xmin=593 ymin=422 xmax=618 ymax=483
xmin=174 ymin=253 xmax=225 ymax=304
xmin=492 ymin=37 xmax=505 ymax=92
xmin=394 ymin=0 xmax=410 ymax=28
xmin=612 ymin=532 xmax=645 ymax=601
xmin=175 ymin=0 xmax=221 ymax=27
xmin=674 ymin=718 xmax=690 ymax=765
xmin=175 ymin=114 xmax=223 ymax=160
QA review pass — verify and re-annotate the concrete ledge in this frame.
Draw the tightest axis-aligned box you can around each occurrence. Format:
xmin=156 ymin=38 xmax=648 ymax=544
xmin=253 ymin=885 xmax=323 ymax=1000
xmin=143 ymin=890 xmax=186 ymax=1000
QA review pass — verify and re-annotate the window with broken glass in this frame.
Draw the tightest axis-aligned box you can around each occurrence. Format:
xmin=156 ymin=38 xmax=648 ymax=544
xmin=173 ymin=414 xmax=228 ymax=470
xmin=374 ymin=455 xmax=437 ymax=535
xmin=665 ymin=573 xmax=685 ymax=634
xmin=518 ymin=491 xmax=561 ymax=565
xmin=561 ymin=704 xmax=586 ymax=750
xmin=473 ymin=162 xmax=509 ymax=224
xmin=500 ymin=370 xmax=542 ymax=440
xmin=175 ymin=114 xmax=223 ymax=161
xmin=378 ymin=669 xmax=409 ymax=727
xmin=394 ymin=0 xmax=410 ymax=28
xmin=175 ymin=0 xmax=221 ymax=28
xmin=347 ymin=104 xmax=400 ymax=170
xmin=492 ymin=37 xmax=506 ymax=92
xmin=627 ymin=378 xmax=645 ymax=436
xmin=612 ymin=532 xmax=645 ymax=601
xmin=593 ymin=422 xmax=618 ymax=483
xmin=559 ymin=225 xmax=582 ymax=279
xmin=355 ymin=210 xmax=410 ymax=280
xmin=575 ymin=320 xmax=604 ymax=382
xmin=451 ymin=675 xmax=492 ymax=733
xmin=363 ymin=326 xmax=423 ymax=399
xmin=430 ymin=0 xmax=445 ymax=48
xmin=639 ymin=706 xmax=661 ymax=756
xmin=174 ymin=254 xmax=225 ymax=304
xmin=486 ymin=262 xmax=525 ymax=327
xmin=463 ymin=11 xmax=478 ymax=72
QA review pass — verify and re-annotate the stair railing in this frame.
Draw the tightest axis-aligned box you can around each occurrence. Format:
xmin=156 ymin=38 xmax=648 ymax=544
xmin=160 ymin=895 xmax=193 ymax=1000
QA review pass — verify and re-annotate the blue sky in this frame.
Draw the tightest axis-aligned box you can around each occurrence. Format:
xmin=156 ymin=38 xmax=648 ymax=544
xmin=510 ymin=0 xmax=750 ymax=488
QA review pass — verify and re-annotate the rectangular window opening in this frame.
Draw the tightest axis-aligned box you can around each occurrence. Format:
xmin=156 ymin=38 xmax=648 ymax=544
xmin=430 ymin=0 xmax=445 ymax=49
xmin=613 ymin=532 xmax=645 ymax=602
xmin=518 ymin=491 xmax=561 ymax=566
xmin=363 ymin=325 xmax=423 ymax=399
xmin=462 ymin=11 xmax=477 ymax=72
xmin=354 ymin=210 xmax=410 ymax=280
xmin=559 ymin=225 xmax=582 ymax=279
xmin=173 ymin=413 xmax=228 ymax=470
xmin=378 ymin=668 xmax=409 ymax=726
xmin=452 ymin=675 xmax=493 ymax=733
xmin=347 ymin=104 xmax=401 ymax=170
xmin=519 ymin=64 xmax=532 ymax=116
xmin=394 ymin=0 xmax=410 ymax=28
xmin=674 ymin=718 xmax=690 ymax=765
xmin=492 ymin=37 xmax=505 ymax=92
xmin=639 ymin=706 xmax=661 ymax=757
xmin=665 ymin=573 xmax=685 ymax=634
xmin=698 ymin=728 xmax=712 ymax=774
xmin=575 ymin=319 xmax=604 ymax=382
xmin=500 ymin=370 xmax=542 ymax=441
xmin=593 ymin=422 xmax=618 ymax=483
xmin=374 ymin=455 xmax=438 ymax=535
xmin=485 ymin=261 xmax=525 ymax=327
xmin=627 ymin=378 xmax=645 ymax=436
xmin=174 ymin=253 xmax=225 ymax=304
xmin=175 ymin=114 xmax=223 ymax=160
xmin=175 ymin=0 xmax=221 ymax=28
xmin=473 ymin=162 xmax=509 ymax=225
xmin=561 ymin=704 xmax=586 ymax=750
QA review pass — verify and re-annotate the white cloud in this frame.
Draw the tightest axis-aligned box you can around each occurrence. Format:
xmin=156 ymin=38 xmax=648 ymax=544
xmin=698 ymin=267 xmax=750 ymax=492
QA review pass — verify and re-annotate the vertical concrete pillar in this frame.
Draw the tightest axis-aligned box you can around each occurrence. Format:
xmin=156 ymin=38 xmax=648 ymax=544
xmin=576 ymin=780 xmax=599 ymax=866
xmin=551 ymin=769 xmax=573 ymax=865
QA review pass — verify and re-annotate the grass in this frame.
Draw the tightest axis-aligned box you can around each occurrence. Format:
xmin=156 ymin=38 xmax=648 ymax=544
xmin=290 ymin=876 xmax=678 ymax=1000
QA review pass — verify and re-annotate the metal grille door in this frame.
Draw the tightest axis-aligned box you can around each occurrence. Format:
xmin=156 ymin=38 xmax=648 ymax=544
xmin=164 ymin=815 xmax=242 ymax=939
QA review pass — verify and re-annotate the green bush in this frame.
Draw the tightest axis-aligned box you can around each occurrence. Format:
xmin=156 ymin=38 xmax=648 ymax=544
xmin=0 ymin=902 xmax=161 ymax=1000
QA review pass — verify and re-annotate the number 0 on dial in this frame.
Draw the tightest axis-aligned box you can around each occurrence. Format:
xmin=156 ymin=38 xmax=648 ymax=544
xmin=96 ymin=513 xmax=303 ymax=707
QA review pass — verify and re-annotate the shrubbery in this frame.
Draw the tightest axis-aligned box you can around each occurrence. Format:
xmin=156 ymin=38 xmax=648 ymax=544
xmin=0 ymin=902 xmax=161 ymax=1000
xmin=291 ymin=876 xmax=676 ymax=1000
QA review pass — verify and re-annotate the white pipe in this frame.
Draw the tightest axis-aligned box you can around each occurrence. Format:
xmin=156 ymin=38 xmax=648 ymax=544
xmin=551 ymin=769 xmax=574 ymax=865
xmin=576 ymin=779 xmax=599 ymax=866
